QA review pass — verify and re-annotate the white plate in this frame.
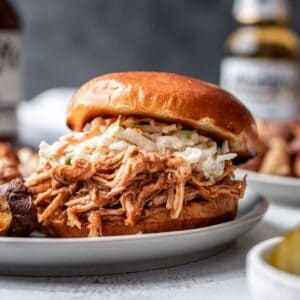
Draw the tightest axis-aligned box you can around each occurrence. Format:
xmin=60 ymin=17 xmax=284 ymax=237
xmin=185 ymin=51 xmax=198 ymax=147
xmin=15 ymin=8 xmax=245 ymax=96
xmin=237 ymin=169 xmax=300 ymax=205
xmin=0 ymin=190 xmax=268 ymax=276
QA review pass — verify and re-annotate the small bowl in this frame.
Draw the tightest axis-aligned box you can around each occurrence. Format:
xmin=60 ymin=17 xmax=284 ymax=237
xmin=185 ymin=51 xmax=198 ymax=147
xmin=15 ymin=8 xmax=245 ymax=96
xmin=246 ymin=237 xmax=300 ymax=300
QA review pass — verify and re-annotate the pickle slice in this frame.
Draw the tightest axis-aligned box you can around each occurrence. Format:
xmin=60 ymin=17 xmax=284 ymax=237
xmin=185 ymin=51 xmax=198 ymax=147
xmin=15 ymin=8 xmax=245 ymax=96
xmin=270 ymin=228 xmax=300 ymax=276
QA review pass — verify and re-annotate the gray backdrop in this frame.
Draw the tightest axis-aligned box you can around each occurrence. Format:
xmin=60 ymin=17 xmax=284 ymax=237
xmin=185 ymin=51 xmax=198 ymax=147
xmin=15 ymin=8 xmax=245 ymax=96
xmin=11 ymin=0 xmax=300 ymax=99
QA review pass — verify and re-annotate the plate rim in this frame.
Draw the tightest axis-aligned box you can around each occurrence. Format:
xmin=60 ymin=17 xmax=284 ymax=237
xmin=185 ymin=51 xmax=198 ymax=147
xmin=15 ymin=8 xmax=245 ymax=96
xmin=237 ymin=168 xmax=300 ymax=187
xmin=0 ymin=194 xmax=268 ymax=244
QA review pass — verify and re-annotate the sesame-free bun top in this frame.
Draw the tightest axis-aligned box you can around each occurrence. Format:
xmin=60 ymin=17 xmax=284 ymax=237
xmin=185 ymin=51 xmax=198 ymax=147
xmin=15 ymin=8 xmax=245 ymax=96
xmin=67 ymin=72 xmax=258 ymax=158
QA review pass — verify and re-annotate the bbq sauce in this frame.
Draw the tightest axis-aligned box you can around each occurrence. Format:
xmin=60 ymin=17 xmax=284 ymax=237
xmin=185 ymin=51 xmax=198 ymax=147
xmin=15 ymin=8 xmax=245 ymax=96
xmin=0 ymin=0 xmax=21 ymax=143
xmin=220 ymin=0 xmax=300 ymax=121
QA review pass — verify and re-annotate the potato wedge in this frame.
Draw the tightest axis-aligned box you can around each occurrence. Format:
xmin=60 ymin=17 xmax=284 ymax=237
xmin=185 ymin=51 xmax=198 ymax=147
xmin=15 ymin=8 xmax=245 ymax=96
xmin=259 ymin=137 xmax=291 ymax=176
xmin=0 ymin=143 xmax=20 ymax=184
xmin=0 ymin=193 xmax=12 ymax=236
xmin=0 ymin=178 xmax=37 ymax=236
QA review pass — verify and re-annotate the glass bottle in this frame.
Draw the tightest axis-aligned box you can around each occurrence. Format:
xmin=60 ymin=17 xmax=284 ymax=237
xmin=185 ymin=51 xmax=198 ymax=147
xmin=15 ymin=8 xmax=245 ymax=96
xmin=220 ymin=0 xmax=300 ymax=121
xmin=0 ymin=0 xmax=21 ymax=143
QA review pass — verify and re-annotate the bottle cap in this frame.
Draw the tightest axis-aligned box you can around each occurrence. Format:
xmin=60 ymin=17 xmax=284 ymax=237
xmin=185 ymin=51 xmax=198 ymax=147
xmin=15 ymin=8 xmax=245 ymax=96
xmin=233 ymin=0 xmax=290 ymax=23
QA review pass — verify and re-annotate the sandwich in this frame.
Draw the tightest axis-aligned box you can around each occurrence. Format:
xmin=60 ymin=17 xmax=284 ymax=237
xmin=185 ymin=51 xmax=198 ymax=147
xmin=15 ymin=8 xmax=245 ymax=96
xmin=25 ymin=72 xmax=258 ymax=237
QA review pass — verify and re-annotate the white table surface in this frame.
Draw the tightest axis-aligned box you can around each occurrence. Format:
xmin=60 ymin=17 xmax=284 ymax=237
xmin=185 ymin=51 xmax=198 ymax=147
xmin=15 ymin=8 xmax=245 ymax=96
xmin=0 ymin=202 xmax=298 ymax=300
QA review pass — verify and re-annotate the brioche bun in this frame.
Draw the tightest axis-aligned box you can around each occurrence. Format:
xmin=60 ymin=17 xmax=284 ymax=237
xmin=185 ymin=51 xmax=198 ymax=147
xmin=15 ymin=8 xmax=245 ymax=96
xmin=43 ymin=198 xmax=237 ymax=237
xmin=67 ymin=72 xmax=258 ymax=159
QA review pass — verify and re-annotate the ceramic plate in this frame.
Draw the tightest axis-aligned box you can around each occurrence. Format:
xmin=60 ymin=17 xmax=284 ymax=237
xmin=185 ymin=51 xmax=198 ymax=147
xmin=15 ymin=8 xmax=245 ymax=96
xmin=237 ymin=169 xmax=300 ymax=205
xmin=0 ymin=189 xmax=268 ymax=276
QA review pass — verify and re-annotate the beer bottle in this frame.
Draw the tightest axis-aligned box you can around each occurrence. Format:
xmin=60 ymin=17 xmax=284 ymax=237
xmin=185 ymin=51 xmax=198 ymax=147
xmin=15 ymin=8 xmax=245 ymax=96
xmin=0 ymin=0 xmax=21 ymax=142
xmin=220 ymin=0 xmax=300 ymax=121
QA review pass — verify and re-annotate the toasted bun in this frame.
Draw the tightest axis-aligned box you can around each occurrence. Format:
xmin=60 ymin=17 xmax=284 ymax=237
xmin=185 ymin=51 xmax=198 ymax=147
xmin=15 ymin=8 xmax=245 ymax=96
xmin=42 ymin=198 xmax=237 ymax=237
xmin=67 ymin=72 xmax=258 ymax=159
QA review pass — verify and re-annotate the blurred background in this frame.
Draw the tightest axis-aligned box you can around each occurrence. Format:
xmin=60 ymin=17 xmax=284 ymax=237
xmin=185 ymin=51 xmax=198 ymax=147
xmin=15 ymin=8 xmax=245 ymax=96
xmin=1 ymin=0 xmax=300 ymax=151
xmin=11 ymin=0 xmax=300 ymax=99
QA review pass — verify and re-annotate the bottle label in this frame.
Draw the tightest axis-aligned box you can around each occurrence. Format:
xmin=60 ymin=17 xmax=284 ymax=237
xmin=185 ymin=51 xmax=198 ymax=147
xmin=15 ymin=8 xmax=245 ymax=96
xmin=0 ymin=30 xmax=21 ymax=135
xmin=220 ymin=57 xmax=300 ymax=121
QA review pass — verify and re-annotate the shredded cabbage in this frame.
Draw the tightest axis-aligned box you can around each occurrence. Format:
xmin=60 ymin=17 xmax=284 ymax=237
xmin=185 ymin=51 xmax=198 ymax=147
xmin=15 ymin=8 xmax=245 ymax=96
xmin=117 ymin=128 xmax=157 ymax=152
xmin=39 ymin=117 xmax=237 ymax=179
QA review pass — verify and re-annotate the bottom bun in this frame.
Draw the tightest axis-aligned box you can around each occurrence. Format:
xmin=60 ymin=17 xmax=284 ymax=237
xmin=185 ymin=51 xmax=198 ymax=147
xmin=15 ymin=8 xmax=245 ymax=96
xmin=44 ymin=198 xmax=238 ymax=237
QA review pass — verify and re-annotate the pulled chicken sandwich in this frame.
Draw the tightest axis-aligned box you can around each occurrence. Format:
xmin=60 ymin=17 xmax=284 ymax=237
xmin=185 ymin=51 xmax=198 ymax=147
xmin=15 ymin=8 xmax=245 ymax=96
xmin=25 ymin=72 xmax=258 ymax=237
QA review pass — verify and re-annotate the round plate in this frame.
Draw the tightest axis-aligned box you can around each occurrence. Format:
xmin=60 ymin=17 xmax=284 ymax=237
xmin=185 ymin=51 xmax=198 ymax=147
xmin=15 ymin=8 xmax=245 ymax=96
xmin=0 ymin=190 xmax=268 ymax=276
xmin=237 ymin=169 xmax=300 ymax=205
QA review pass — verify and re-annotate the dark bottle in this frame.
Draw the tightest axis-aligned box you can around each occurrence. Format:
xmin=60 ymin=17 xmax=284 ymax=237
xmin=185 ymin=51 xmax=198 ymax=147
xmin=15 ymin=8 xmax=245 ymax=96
xmin=220 ymin=0 xmax=300 ymax=121
xmin=0 ymin=0 xmax=21 ymax=143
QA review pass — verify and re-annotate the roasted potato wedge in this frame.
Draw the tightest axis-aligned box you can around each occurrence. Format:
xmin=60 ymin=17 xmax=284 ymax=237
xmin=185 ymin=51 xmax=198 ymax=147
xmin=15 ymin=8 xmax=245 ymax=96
xmin=0 ymin=193 xmax=12 ymax=236
xmin=0 ymin=143 xmax=20 ymax=184
xmin=0 ymin=178 xmax=37 ymax=236
xmin=293 ymin=153 xmax=300 ymax=178
xmin=259 ymin=137 xmax=291 ymax=176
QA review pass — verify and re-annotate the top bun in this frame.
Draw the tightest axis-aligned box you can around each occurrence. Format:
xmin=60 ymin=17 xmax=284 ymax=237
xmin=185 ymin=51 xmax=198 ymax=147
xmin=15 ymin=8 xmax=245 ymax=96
xmin=67 ymin=72 xmax=258 ymax=159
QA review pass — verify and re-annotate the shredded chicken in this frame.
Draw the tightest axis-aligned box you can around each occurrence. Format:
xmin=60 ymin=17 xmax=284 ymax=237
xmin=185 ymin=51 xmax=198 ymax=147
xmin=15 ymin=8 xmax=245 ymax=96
xmin=26 ymin=145 xmax=246 ymax=237
xmin=27 ymin=112 xmax=245 ymax=237
xmin=88 ymin=211 xmax=102 ymax=237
